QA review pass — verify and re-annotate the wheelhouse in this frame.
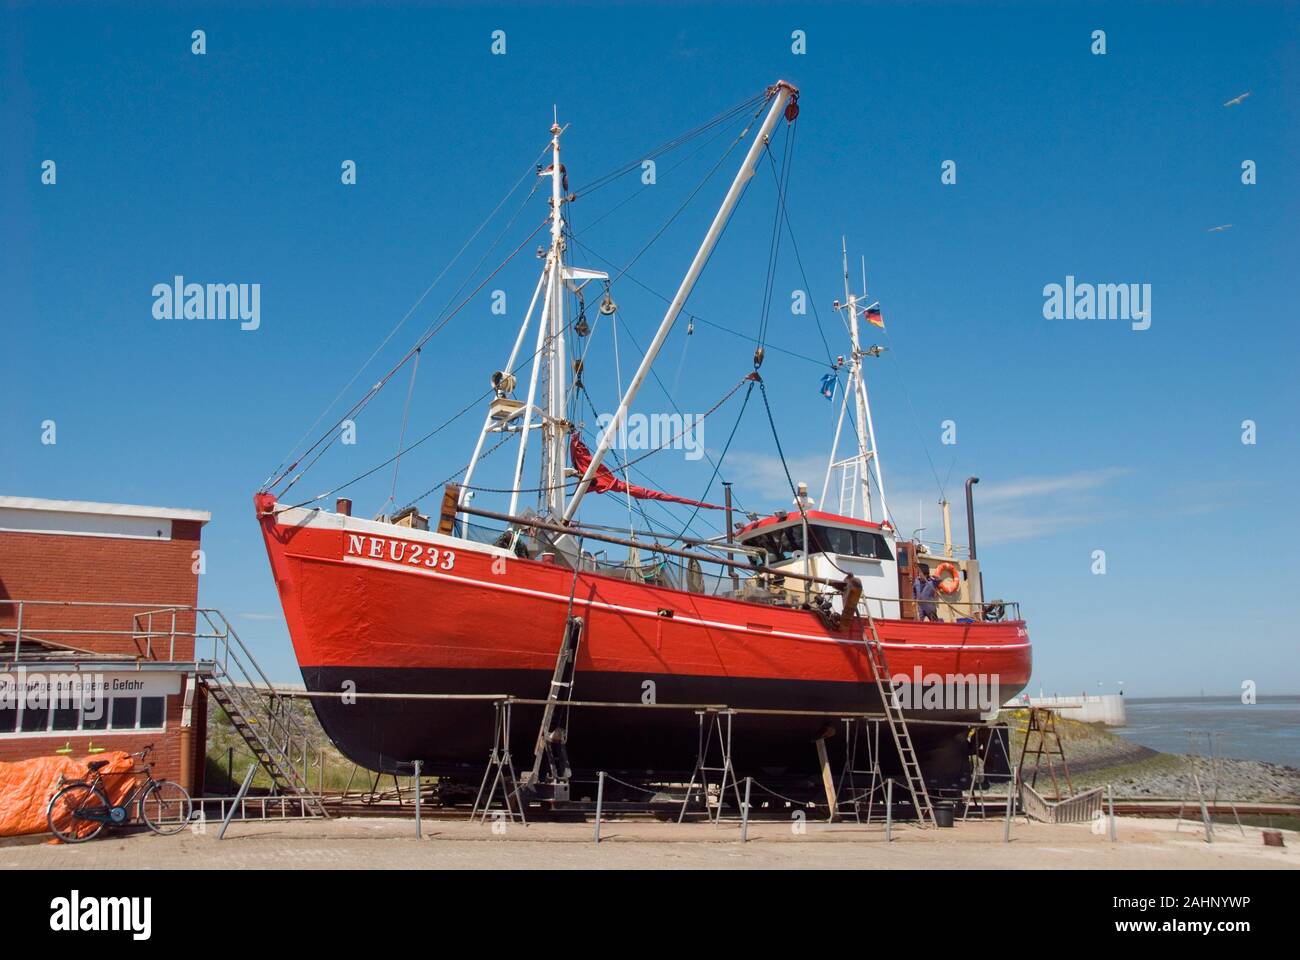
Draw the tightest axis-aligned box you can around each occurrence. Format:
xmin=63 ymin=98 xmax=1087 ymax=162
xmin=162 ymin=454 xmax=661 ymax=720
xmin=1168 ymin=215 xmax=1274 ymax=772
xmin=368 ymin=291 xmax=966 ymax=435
xmin=735 ymin=510 xmax=900 ymax=618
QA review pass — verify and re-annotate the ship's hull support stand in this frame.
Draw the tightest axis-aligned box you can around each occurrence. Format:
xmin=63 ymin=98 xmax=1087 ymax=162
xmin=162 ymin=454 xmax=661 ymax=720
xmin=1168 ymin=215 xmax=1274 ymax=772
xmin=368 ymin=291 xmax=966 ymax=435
xmin=835 ymin=716 xmax=884 ymax=824
xmin=472 ymin=700 xmax=526 ymax=824
xmin=678 ymin=708 xmax=743 ymax=824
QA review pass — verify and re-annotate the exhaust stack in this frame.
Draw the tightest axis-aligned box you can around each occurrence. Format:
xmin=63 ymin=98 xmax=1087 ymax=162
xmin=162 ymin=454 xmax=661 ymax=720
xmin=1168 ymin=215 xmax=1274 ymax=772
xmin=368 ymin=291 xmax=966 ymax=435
xmin=965 ymin=477 xmax=980 ymax=560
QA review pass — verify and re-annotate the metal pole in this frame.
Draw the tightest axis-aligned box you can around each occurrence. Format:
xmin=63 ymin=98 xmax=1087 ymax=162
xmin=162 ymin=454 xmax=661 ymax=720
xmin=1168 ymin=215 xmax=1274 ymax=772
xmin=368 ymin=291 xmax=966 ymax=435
xmin=1003 ymin=768 xmax=1016 ymax=843
xmin=1107 ymin=782 xmax=1116 ymax=842
xmin=857 ymin=344 xmax=888 ymax=524
xmin=563 ymin=81 xmax=798 ymax=523
xmin=413 ymin=760 xmax=422 ymax=839
xmin=820 ymin=368 xmax=851 ymax=511
xmin=593 ymin=771 xmax=605 ymax=843
xmin=545 ymin=123 xmax=568 ymax=518
xmin=509 ymin=271 xmax=555 ymax=517
xmin=741 ymin=776 xmax=752 ymax=843
xmin=885 ymin=778 xmax=893 ymax=842
xmin=219 ymin=765 xmax=258 ymax=840
xmin=965 ymin=477 xmax=980 ymax=560
xmin=460 ymin=266 xmax=549 ymax=531
xmin=724 ymin=483 xmax=738 ymax=590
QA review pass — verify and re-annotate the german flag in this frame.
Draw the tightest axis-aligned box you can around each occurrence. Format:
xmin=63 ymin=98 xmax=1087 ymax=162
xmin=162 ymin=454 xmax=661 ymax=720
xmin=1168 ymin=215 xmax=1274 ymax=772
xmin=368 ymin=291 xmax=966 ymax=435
xmin=864 ymin=304 xmax=884 ymax=328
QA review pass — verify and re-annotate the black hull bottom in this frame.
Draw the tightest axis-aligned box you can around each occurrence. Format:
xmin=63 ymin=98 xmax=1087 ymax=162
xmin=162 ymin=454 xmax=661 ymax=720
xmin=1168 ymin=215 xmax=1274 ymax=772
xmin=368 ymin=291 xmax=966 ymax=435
xmin=303 ymin=667 xmax=1006 ymax=790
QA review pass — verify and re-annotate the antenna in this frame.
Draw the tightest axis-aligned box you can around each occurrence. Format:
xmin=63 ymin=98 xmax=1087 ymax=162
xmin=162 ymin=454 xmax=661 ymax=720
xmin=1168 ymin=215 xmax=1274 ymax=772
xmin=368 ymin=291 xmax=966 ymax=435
xmin=821 ymin=238 xmax=890 ymax=525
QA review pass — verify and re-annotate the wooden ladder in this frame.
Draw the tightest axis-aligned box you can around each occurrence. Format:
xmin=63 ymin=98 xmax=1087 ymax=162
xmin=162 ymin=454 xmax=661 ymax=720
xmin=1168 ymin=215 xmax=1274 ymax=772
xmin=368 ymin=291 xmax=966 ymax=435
xmin=860 ymin=618 xmax=936 ymax=827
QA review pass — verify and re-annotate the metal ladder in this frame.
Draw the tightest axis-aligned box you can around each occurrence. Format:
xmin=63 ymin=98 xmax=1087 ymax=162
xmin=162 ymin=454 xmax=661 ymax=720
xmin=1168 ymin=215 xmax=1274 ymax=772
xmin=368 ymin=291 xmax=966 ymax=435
xmin=860 ymin=618 xmax=936 ymax=827
xmin=839 ymin=458 xmax=859 ymax=516
xmin=195 ymin=610 xmax=328 ymax=818
xmin=524 ymin=614 xmax=584 ymax=792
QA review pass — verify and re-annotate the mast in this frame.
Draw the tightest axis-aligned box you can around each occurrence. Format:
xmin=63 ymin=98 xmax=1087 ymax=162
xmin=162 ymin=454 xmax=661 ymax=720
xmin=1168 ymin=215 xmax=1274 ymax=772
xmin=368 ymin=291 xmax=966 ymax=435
xmin=462 ymin=113 xmax=611 ymax=524
xmin=822 ymin=237 xmax=890 ymax=524
xmin=541 ymin=117 xmax=569 ymax=517
xmin=562 ymin=80 xmax=800 ymax=524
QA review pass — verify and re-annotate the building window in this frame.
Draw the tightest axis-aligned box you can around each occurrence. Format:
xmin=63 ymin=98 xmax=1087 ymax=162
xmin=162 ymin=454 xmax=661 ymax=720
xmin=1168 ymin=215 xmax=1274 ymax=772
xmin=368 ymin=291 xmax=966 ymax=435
xmin=110 ymin=698 xmax=138 ymax=730
xmin=0 ymin=695 xmax=167 ymax=738
xmin=20 ymin=704 xmax=50 ymax=733
xmin=139 ymin=696 xmax=165 ymax=729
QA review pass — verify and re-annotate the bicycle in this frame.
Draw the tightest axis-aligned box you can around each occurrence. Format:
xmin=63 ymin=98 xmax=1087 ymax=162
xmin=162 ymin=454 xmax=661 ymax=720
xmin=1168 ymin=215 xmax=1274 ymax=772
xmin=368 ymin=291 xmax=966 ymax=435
xmin=46 ymin=744 xmax=193 ymax=843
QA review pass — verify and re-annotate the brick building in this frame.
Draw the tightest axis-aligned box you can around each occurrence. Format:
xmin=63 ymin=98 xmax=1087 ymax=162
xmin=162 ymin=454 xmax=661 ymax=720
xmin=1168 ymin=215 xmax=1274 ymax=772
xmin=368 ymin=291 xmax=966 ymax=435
xmin=0 ymin=496 xmax=211 ymax=793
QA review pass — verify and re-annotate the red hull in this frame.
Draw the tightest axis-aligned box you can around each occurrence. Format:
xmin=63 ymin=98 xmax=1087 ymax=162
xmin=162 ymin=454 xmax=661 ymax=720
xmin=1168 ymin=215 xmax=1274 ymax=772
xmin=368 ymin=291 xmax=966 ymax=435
xmin=258 ymin=504 xmax=1031 ymax=779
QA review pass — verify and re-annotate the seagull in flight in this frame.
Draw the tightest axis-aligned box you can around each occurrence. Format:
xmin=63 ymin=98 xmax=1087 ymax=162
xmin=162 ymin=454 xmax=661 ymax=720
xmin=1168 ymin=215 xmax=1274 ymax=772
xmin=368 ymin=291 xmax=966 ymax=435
xmin=1223 ymin=91 xmax=1251 ymax=107
xmin=1207 ymin=224 xmax=1233 ymax=232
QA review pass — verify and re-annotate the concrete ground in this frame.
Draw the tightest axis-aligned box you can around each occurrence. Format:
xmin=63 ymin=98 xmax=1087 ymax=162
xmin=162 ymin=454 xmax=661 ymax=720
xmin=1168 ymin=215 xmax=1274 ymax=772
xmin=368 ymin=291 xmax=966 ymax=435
xmin=2 ymin=814 xmax=1295 ymax=869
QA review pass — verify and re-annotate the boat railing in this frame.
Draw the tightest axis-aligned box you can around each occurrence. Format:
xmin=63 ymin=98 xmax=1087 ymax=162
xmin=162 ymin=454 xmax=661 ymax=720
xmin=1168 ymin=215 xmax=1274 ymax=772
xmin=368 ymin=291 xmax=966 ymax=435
xmin=888 ymin=597 xmax=1022 ymax=623
xmin=455 ymin=504 xmax=1022 ymax=621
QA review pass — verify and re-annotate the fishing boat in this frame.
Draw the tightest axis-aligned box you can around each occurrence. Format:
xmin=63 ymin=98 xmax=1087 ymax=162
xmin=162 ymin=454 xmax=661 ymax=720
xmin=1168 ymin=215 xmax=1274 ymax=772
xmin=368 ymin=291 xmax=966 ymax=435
xmin=255 ymin=81 xmax=1031 ymax=796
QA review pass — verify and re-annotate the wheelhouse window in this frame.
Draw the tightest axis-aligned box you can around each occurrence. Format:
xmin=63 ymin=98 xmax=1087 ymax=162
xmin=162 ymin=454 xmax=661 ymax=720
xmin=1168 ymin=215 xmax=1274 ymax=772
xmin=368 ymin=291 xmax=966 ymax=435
xmin=742 ymin=523 xmax=894 ymax=562
xmin=743 ymin=525 xmax=805 ymax=563
xmin=808 ymin=525 xmax=894 ymax=560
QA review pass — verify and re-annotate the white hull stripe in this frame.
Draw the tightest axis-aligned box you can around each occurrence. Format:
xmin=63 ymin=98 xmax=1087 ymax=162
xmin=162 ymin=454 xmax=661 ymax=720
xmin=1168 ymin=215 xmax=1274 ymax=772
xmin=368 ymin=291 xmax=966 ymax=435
xmin=309 ymin=551 xmax=1030 ymax=654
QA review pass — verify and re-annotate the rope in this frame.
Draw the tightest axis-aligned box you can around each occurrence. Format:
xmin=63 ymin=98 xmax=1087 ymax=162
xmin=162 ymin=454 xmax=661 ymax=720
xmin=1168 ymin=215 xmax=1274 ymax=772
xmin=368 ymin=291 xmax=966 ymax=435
xmin=748 ymin=778 xmax=811 ymax=807
xmin=599 ymin=773 xmax=665 ymax=797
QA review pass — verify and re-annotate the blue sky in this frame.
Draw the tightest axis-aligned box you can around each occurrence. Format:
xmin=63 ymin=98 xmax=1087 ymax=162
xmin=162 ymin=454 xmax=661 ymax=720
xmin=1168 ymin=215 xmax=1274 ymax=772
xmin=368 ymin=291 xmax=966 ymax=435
xmin=3 ymin=2 xmax=1297 ymax=694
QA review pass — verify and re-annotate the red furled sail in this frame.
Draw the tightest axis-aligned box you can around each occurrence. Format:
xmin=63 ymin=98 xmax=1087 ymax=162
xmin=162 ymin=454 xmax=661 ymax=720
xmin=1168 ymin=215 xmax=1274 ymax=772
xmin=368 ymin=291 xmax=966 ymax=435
xmin=568 ymin=435 xmax=723 ymax=510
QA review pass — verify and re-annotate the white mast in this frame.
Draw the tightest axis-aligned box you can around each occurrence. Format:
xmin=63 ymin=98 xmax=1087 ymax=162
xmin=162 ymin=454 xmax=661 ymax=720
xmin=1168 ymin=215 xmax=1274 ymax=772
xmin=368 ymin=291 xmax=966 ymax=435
xmin=821 ymin=236 xmax=890 ymax=524
xmin=562 ymin=81 xmax=800 ymax=524
xmin=541 ymin=117 xmax=569 ymax=517
xmin=458 ymin=114 xmax=611 ymax=525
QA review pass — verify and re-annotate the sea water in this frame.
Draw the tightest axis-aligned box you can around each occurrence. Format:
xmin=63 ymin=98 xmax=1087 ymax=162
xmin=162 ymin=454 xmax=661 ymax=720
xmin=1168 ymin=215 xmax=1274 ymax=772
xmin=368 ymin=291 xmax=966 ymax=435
xmin=1112 ymin=696 xmax=1300 ymax=768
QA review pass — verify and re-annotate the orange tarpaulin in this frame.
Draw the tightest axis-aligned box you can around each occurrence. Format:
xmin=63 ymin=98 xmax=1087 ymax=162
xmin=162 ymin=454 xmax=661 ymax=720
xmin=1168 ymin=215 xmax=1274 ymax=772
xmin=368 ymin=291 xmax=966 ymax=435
xmin=0 ymin=752 xmax=135 ymax=837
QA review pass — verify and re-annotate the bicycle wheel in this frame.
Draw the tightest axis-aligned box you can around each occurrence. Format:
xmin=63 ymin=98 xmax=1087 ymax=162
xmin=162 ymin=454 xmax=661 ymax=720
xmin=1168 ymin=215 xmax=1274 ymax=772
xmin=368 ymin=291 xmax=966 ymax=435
xmin=47 ymin=782 xmax=110 ymax=843
xmin=139 ymin=780 xmax=192 ymax=835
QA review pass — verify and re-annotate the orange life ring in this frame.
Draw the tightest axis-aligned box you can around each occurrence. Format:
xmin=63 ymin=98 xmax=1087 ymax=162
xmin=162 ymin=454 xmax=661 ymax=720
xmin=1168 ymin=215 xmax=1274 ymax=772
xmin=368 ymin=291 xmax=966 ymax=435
xmin=934 ymin=562 xmax=962 ymax=595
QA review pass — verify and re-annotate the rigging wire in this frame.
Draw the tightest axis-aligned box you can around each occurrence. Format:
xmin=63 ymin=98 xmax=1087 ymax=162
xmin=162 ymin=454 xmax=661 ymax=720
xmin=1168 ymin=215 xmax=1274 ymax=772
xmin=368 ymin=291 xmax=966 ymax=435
xmin=263 ymin=142 xmax=551 ymax=489
xmin=671 ymin=378 xmax=756 ymax=541
xmin=578 ymin=113 xmax=751 ymax=239
xmin=765 ymin=120 xmax=837 ymax=368
xmin=275 ymin=216 xmax=550 ymax=498
xmin=755 ymin=123 xmax=794 ymax=352
xmin=572 ymin=92 xmax=766 ymax=201
xmin=384 ymin=347 xmax=422 ymax=512
xmin=570 ymin=236 xmax=829 ymax=368
xmin=275 ymin=385 xmax=499 ymax=513
xmin=455 ymin=373 xmax=751 ymax=496
xmin=584 ymin=286 xmax=751 ymax=516
xmin=604 ymin=102 xmax=763 ymax=290
xmin=876 ymin=323 xmax=949 ymax=502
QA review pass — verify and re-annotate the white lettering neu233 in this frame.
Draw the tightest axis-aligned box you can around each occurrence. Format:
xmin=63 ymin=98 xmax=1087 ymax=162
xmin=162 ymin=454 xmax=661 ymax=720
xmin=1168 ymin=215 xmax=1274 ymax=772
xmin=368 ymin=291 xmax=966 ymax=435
xmin=346 ymin=534 xmax=455 ymax=570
